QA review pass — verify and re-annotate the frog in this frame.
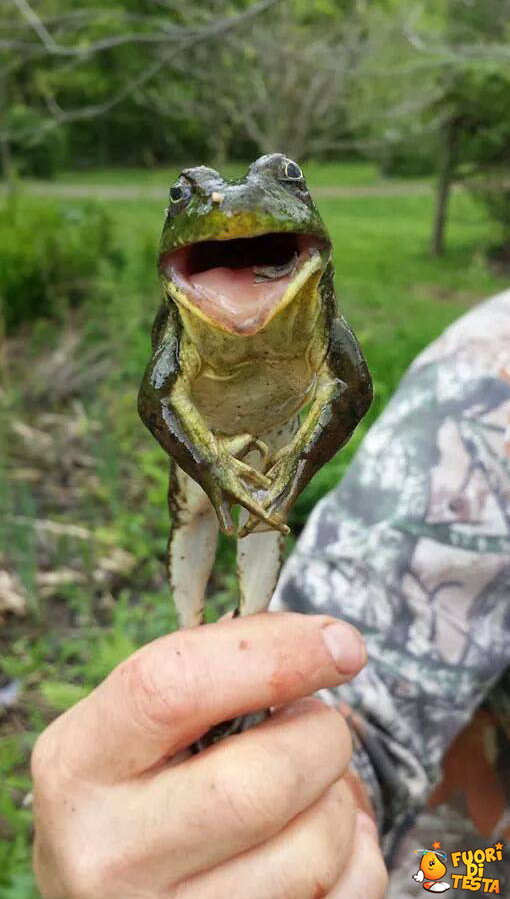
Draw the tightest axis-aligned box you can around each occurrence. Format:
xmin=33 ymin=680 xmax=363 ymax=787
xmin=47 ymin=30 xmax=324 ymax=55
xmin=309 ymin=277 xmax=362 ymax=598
xmin=138 ymin=153 xmax=372 ymax=629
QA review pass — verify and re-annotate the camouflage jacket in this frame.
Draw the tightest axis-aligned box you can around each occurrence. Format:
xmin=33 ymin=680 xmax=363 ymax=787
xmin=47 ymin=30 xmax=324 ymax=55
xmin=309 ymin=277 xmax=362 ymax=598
xmin=274 ymin=289 xmax=510 ymax=873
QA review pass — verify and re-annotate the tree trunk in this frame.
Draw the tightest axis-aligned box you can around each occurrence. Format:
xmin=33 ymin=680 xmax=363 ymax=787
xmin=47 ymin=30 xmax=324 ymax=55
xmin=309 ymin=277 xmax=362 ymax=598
xmin=0 ymin=77 xmax=15 ymax=196
xmin=431 ymin=117 xmax=458 ymax=257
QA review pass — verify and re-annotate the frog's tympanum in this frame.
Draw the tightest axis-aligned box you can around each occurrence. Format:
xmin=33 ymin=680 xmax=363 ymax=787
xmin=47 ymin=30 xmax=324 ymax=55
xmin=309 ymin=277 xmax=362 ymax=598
xmin=139 ymin=154 xmax=372 ymax=628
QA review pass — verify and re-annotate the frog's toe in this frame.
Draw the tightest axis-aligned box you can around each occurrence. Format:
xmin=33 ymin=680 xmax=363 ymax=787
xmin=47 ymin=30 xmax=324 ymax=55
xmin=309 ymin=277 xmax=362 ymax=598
xmin=234 ymin=459 xmax=271 ymax=488
xmin=226 ymin=434 xmax=270 ymax=467
xmin=239 ymin=512 xmax=289 ymax=538
xmin=220 ymin=433 xmax=255 ymax=458
xmin=214 ymin=499 xmax=235 ymax=535
xmin=238 ymin=515 xmax=258 ymax=538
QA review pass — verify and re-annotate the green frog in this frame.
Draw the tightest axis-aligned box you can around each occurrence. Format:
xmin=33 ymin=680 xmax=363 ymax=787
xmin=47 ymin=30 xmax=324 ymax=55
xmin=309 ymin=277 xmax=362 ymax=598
xmin=139 ymin=154 xmax=372 ymax=628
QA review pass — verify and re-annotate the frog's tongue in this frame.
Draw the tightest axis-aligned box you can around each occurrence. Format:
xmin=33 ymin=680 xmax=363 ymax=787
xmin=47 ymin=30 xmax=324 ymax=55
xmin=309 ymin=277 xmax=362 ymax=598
xmin=161 ymin=233 xmax=323 ymax=335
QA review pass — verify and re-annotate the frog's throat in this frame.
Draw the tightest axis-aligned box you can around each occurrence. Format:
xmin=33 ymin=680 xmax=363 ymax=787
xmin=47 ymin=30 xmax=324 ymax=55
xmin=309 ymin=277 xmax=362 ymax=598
xmin=163 ymin=253 xmax=323 ymax=336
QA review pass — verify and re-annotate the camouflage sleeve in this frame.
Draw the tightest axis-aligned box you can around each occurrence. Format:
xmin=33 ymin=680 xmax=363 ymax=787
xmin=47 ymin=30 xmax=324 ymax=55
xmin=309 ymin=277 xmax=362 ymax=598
xmin=273 ymin=289 xmax=510 ymax=853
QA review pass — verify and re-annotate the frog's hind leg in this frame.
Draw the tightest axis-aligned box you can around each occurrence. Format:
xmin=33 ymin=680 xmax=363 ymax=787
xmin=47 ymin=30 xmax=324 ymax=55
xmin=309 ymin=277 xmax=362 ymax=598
xmin=236 ymin=418 xmax=299 ymax=616
xmin=168 ymin=460 xmax=219 ymax=628
xmin=237 ymin=527 xmax=284 ymax=615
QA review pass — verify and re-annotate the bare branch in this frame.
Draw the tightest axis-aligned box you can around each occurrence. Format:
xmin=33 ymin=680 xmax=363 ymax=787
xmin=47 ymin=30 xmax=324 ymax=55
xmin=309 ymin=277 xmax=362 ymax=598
xmin=11 ymin=0 xmax=60 ymax=54
xmin=0 ymin=0 xmax=283 ymax=144
xmin=8 ymin=0 xmax=282 ymax=58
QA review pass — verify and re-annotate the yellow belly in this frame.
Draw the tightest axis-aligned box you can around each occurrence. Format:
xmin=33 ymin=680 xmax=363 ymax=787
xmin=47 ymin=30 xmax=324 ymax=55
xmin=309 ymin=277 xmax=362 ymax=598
xmin=191 ymin=359 xmax=317 ymax=436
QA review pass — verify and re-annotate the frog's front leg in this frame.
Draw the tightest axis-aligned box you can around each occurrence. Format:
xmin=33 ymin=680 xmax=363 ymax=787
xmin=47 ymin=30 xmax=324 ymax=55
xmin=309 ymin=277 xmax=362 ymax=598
xmin=239 ymin=316 xmax=372 ymax=537
xmin=138 ymin=305 xmax=286 ymax=536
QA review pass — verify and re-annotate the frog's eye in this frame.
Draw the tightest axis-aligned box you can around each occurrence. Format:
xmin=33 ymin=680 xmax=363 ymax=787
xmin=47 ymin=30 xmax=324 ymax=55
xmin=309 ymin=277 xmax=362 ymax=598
xmin=282 ymin=159 xmax=303 ymax=181
xmin=169 ymin=180 xmax=192 ymax=205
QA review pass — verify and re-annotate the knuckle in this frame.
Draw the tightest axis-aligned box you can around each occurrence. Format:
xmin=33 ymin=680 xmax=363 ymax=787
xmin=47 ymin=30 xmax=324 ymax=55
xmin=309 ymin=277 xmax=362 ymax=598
xmin=273 ymin=786 xmax=353 ymax=899
xmin=114 ymin=637 xmax=198 ymax=736
xmin=31 ymin=730 xmax=52 ymax=784
xmin=318 ymin=782 xmax=356 ymax=874
xmin=214 ymin=764 xmax=274 ymax=837
xmin=310 ymin=830 xmax=344 ymax=891
xmin=213 ymin=743 xmax=300 ymax=838
xmin=318 ymin=703 xmax=352 ymax=767
xmin=31 ymin=721 xmax=63 ymax=790
xmin=370 ymin=853 xmax=389 ymax=898
xmin=60 ymin=837 xmax=135 ymax=899
xmin=278 ymin=701 xmax=352 ymax=782
xmin=255 ymin=742 xmax=303 ymax=821
xmin=64 ymin=854 xmax=112 ymax=899
xmin=274 ymin=836 xmax=340 ymax=899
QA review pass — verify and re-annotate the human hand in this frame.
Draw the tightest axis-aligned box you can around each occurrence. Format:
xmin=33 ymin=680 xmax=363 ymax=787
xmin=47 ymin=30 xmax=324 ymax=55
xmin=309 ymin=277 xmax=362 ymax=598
xmin=32 ymin=612 xmax=387 ymax=898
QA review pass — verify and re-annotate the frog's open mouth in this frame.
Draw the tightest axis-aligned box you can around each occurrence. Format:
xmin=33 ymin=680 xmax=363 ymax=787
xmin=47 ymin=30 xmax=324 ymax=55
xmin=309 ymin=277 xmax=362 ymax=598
xmin=160 ymin=232 xmax=326 ymax=335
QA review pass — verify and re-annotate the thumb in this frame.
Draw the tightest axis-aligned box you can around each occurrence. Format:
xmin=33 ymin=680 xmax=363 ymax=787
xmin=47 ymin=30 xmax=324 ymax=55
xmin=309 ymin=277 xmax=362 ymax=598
xmin=45 ymin=612 xmax=366 ymax=782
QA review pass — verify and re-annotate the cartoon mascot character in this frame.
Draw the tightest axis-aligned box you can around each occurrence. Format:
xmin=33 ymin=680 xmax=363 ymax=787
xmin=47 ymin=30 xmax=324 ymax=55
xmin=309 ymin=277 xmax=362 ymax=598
xmin=413 ymin=844 xmax=450 ymax=892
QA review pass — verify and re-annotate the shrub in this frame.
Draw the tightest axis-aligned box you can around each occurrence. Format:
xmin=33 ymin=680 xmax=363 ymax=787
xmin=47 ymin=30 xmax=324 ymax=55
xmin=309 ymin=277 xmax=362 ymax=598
xmin=0 ymin=196 xmax=121 ymax=333
xmin=5 ymin=105 xmax=69 ymax=179
xmin=376 ymin=138 xmax=438 ymax=178
xmin=469 ymin=168 xmax=510 ymax=268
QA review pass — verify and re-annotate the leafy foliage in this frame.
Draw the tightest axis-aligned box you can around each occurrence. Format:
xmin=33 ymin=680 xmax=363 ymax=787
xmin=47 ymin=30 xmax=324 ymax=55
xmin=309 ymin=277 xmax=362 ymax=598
xmin=5 ymin=107 xmax=68 ymax=179
xmin=0 ymin=197 xmax=120 ymax=333
xmin=1 ymin=164 xmax=507 ymax=899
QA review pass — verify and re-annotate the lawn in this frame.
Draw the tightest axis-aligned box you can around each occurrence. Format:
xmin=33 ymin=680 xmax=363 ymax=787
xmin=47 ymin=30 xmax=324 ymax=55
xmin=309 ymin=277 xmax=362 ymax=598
xmin=0 ymin=163 xmax=508 ymax=897
xmin=50 ymin=159 xmax=383 ymax=188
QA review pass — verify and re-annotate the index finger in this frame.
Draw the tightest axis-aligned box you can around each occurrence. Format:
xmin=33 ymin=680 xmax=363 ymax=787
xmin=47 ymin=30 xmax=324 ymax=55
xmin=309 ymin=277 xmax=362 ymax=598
xmin=45 ymin=612 xmax=365 ymax=782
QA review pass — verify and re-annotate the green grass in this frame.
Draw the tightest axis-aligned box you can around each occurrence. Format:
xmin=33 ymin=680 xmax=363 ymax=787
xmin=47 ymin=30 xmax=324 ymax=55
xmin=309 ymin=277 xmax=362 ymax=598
xmin=0 ymin=162 xmax=507 ymax=897
xmin=51 ymin=159 xmax=385 ymax=189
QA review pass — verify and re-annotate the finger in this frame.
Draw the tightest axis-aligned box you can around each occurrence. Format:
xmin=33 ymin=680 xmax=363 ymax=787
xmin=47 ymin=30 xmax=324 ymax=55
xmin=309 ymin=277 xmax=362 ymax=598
xmin=238 ymin=518 xmax=276 ymax=537
xmin=225 ymin=479 xmax=285 ymax=531
xmin=173 ymin=778 xmax=356 ymax=899
xmin=135 ymin=699 xmax=352 ymax=884
xmin=236 ymin=489 xmax=289 ymax=533
xmin=222 ymin=435 xmax=269 ymax=466
xmin=238 ymin=510 xmax=289 ymax=538
xmin=212 ymin=494 xmax=235 ymax=535
xmin=326 ymin=810 xmax=388 ymax=899
xmin=234 ymin=460 xmax=272 ymax=489
xmin=219 ymin=433 xmax=256 ymax=457
xmin=238 ymin=514 xmax=261 ymax=537
xmin=42 ymin=612 xmax=366 ymax=782
xmin=252 ymin=438 xmax=269 ymax=466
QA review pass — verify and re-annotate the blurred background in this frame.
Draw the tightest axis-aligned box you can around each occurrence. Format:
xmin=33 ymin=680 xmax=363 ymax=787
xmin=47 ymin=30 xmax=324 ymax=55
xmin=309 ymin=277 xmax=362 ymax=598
xmin=0 ymin=0 xmax=509 ymax=894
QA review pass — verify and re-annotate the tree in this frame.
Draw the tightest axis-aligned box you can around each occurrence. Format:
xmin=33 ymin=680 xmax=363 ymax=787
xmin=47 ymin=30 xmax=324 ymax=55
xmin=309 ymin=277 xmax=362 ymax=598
xmin=147 ymin=0 xmax=367 ymax=162
xmin=347 ymin=0 xmax=510 ymax=255
xmin=0 ymin=0 xmax=282 ymax=178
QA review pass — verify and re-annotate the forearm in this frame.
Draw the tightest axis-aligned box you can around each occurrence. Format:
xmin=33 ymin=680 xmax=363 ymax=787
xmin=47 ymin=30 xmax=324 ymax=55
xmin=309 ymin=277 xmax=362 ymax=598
xmin=284 ymin=372 xmax=360 ymax=499
xmin=276 ymin=289 xmax=510 ymax=848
